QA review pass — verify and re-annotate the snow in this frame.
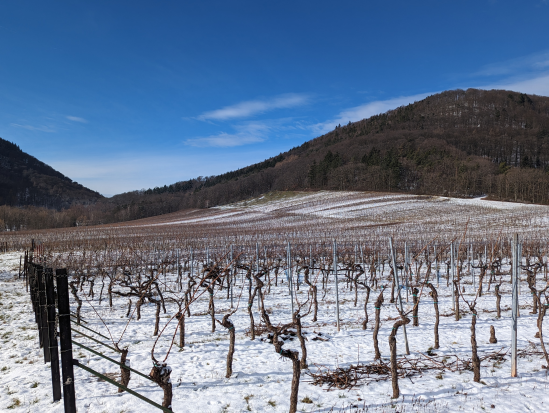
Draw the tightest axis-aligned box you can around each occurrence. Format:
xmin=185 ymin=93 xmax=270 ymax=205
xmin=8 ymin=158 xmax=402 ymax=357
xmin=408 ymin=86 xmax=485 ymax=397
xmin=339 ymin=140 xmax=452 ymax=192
xmin=442 ymin=196 xmax=537 ymax=210
xmin=113 ymin=191 xmax=549 ymax=243
xmin=1 ymin=249 xmax=549 ymax=412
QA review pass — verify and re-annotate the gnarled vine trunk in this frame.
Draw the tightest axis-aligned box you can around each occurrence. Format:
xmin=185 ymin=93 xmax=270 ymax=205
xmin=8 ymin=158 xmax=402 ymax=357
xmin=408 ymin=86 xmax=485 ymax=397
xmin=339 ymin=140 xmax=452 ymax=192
xmin=149 ymin=363 xmax=173 ymax=411
xmin=412 ymin=287 xmax=419 ymax=327
xmin=373 ymin=288 xmax=384 ymax=360
xmin=389 ymin=316 xmax=410 ymax=398
xmin=118 ymin=348 xmax=130 ymax=393
xmin=361 ymin=285 xmax=371 ymax=330
xmin=427 ymin=283 xmax=439 ymax=349
xmin=470 ymin=311 xmax=481 ymax=382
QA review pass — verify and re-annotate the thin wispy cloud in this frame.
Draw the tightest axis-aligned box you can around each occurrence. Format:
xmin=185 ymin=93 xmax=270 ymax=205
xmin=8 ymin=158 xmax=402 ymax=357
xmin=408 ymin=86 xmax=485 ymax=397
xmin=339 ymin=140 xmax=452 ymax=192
xmin=480 ymin=72 xmax=549 ymax=97
xmin=474 ymin=50 xmax=549 ymax=77
xmin=66 ymin=115 xmax=88 ymax=123
xmin=10 ymin=123 xmax=55 ymax=133
xmin=196 ymin=93 xmax=309 ymax=121
xmin=311 ymin=92 xmax=433 ymax=135
xmin=185 ymin=122 xmax=269 ymax=147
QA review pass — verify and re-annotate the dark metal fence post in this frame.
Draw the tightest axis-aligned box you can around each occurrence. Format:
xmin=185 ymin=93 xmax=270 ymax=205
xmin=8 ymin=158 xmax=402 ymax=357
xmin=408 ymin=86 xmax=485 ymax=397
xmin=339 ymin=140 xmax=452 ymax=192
xmin=29 ymin=265 xmax=38 ymax=323
xmin=45 ymin=268 xmax=62 ymax=401
xmin=24 ymin=251 xmax=29 ymax=292
xmin=56 ymin=268 xmax=77 ymax=413
xmin=37 ymin=265 xmax=51 ymax=362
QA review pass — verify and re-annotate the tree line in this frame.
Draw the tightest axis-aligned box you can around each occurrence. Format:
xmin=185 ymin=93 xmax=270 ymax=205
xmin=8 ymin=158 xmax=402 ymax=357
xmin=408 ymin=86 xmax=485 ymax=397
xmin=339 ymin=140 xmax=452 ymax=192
xmin=2 ymin=88 xmax=549 ymax=231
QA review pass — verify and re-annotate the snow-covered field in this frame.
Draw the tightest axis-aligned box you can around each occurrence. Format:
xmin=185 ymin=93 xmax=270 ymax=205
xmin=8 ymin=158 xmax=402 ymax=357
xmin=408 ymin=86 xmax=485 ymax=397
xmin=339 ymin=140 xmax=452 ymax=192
xmin=1 ymin=247 xmax=549 ymax=413
xmin=119 ymin=191 xmax=549 ymax=243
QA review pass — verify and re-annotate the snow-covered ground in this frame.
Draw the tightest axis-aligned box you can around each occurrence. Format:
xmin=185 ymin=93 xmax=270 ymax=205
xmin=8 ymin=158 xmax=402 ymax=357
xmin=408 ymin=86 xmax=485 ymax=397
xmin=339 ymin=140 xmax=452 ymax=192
xmin=1 ymin=250 xmax=548 ymax=412
xmin=119 ymin=191 xmax=549 ymax=243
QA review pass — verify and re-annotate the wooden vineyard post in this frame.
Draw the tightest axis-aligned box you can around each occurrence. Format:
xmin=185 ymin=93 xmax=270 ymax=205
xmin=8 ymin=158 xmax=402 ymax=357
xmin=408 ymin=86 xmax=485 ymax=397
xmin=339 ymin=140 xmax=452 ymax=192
xmin=404 ymin=242 xmax=409 ymax=302
xmin=518 ymin=242 xmax=522 ymax=296
xmin=29 ymin=265 xmax=39 ymax=324
xmin=25 ymin=251 xmax=29 ymax=292
xmin=230 ymin=244 xmax=234 ymax=308
xmin=190 ymin=247 xmax=193 ymax=284
xmin=56 ymin=268 xmax=77 ymax=413
xmin=333 ymin=240 xmax=340 ymax=332
xmin=287 ymin=241 xmax=295 ymax=315
xmin=37 ymin=265 xmax=51 ymax=363
xmin=511 ymin=234 xmax=519 ymax=378
xmin=45 ymin=268 xmax=62 ymax=401
xmin=176 ymin=249 xmax=180 ymax=291
xmin=256 ymin=242 xmax=260 ymax=310
xmin=451 ymin=241 xmax=455 ymax=311
xmin=435 ymin=244 xmax=439 ymax=287
xmin=471 ymin=243 xmax=474 ymax=289
xmin=389 ymin=237 xmax=410 ymax=355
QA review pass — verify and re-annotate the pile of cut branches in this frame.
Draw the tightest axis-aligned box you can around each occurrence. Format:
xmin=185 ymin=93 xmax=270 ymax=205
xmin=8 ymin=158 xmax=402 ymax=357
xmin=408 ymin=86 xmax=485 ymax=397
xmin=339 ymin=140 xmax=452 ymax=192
xmin=307 ymin=348 xmax=508 ymax=391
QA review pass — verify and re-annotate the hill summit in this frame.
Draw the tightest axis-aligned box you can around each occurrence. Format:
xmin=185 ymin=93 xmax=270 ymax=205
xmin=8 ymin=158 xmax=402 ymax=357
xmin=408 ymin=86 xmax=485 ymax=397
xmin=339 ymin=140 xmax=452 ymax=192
xmin=2 ymin=88 xmax=549 ymax=230
xmin=112 ymin=88 xmax=549 ymax=220
xmin=0 ymin=137 xmax=102 ymax=209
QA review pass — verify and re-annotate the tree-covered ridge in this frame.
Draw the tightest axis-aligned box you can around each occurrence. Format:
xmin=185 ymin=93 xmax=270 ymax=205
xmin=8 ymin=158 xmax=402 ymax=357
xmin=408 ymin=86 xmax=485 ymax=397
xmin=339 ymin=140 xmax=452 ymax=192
xmin=0 ymin=137 xmax=102 ymax=209
xmin=94 ymin=89 xmax=549 ymax=228
xmin=3 ymin=88 xmax=549 ymax=231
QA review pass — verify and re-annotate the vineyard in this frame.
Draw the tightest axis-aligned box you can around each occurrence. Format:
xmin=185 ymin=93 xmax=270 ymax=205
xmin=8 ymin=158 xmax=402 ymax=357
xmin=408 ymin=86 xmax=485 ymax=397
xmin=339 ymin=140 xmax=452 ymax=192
xmin=1 ymin=191 xmax=549 ymax=412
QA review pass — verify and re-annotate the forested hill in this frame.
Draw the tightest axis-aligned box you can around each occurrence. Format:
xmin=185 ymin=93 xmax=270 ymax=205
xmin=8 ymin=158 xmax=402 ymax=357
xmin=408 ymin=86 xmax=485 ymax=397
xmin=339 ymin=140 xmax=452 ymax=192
xmin=0 ymin=138 xmax=102 ymax=209
xmin=3 ymin=88 xmax=549 ymax=230
xmin=101 ymin=88 xmax=549 ymax=222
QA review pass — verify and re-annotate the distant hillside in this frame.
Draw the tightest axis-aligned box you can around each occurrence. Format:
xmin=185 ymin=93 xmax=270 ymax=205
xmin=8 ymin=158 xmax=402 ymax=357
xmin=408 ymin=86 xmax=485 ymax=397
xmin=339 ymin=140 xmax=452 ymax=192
xmin=0 ymin=137 xmax=103 ymax=209
xmin=99 ymin=88 xmax=549 ymax=223
xmin=3 ymin=88 xmax=549 ymax=231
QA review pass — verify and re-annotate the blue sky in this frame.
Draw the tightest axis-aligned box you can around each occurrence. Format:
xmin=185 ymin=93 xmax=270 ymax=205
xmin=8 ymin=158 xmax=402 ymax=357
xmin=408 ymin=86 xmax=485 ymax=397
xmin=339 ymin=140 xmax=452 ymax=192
xmin=1 ymin=1 xmax=549 ymax=196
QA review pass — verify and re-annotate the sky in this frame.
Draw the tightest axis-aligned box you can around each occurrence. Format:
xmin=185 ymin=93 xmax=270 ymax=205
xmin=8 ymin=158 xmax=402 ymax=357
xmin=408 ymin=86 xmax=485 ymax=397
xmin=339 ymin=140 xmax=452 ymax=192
xmin=1 ymin=1 xmax=549 ymax=197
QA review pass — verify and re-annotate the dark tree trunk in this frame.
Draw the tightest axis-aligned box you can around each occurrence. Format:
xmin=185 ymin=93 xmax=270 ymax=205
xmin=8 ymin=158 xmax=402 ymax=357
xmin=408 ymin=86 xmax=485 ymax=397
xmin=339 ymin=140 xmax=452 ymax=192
xmin=108 ymin=282 xmax=113 ymax=308
xmin=537 ymin=301 xmax=549 ymax=367
xmin=389 ymin=317 xmax=410 ymax=399
xmin=118 ymin=348 xmax=130 ymax=393
xmin=126 ymin=299 xmax=132 ymax=317
xmin=247 ymin=281 xmax=258 ymax=340
xmin=303 ymin=268 xmax=318 ymax=322
xmin=218 ymin=314 xmax=235 ymax=378
xmin=69 ymin=282 xmax=82 ymax=324
xmin=136 ymin=298 xmax=143 ymax=321
xmin=153 ymin=301 xmax=161 ymax=336
xmin=149 ymin=363 xmax=173 ymax=411
xmin=362 ymin=285 xmax=371 ymax=330
xmin=293 ymin=312 xmax=307 ymax=369
xmin=533 ymin=292 xmax=539 ymax=314
xmin=412 ymin=287 xmax=419 ymax=327
xmin=427 ymin=283 xmax=439 ymax=348
xmin=494 ymin=284 xmax=501 ymax=318
xmin=475 ymin=267 xmax=485 ymax=297
xmin=99 ymin=279 xmax=105 ymax=305
xmin=454 ymin=280 xmax=460 ymax=321
xmin=273 ymin=331 xmax=300 ymax=413
xmin=185 ymin=293 xmax=191 ymax=317
xmin=373 ymin=289 xmax=384 ymax=360
xmin=470 ymin=312 xmax=481 ymax=382
xmin=390 ymin=272 xmax=395 ymax=303
xmin=311 ymin=284 xmax=318 ymax=322
xmin=208 ymin=287 xmax=216 ymax=333
xmin=489 ymin=325 xmax=497 ymax=343
xmin=176 ymin=312 xmax=185 ymax=348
